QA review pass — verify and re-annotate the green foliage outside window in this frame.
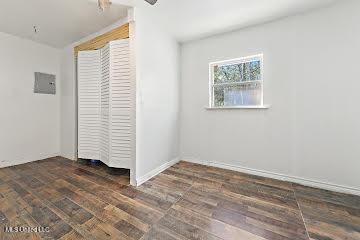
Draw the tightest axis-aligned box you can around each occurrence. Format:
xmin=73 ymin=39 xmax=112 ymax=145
xmin=212 ymin=59 xmax=262 ymax=107
xmin=214 ymin=60 xmax=261 ymax=84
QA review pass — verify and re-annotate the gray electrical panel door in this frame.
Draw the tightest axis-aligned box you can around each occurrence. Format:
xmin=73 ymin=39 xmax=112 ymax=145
xmin=34 ymin=72 xmax=56 ymax=94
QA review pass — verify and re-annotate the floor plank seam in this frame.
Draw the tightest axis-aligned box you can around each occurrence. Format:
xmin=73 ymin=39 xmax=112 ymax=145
xmin=12 ymin=179 xmax=97 ymax=240
xmin=1 ymin=181 xmax=49 ymax=239
xmin=292 ymin=185 xmax=311 ymax=240
xmin=140 ymin=182 xmax=195 ymax=240
xmin=6 ymin=163 xmax=114 ymax=239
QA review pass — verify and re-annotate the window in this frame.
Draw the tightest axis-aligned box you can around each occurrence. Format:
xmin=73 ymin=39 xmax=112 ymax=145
xmin=209 ymin=54 xmax=263 ymax=108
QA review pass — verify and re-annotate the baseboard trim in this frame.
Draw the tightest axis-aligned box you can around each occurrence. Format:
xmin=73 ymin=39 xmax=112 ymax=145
xmin=182 ymin=158 xmax=360 ymax=196
xmin=136 ymin=157 xmax=180 ymax=186
xmin=0 ymin=153 xmax=60 ymax=169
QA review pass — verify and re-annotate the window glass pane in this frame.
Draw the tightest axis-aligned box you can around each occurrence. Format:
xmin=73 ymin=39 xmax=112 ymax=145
xmin=214 ymin=60 xmax=261 ymax=84
xmin=250 ymin=60 xmax=261 ymax=81
xmin=243 ymin=62 xmax=251 ymax=81
xmin=213 ymin=82 xmax=262 ymax=107
xmin=214 ymin=64 xmax=240 ymax=84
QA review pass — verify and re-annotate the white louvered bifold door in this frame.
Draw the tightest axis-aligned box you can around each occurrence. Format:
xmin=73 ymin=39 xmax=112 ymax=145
xmin=108 ymin=39 xmax=132 ymax=169
xmin=77 ymin=50 xmax=101 ymax=160
xmin=77 ymin=40 xmax=133 ymax=170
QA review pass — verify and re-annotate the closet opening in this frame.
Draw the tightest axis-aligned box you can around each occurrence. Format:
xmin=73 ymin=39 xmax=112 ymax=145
xmin=74 ymin=23 xmax=135 ymax=186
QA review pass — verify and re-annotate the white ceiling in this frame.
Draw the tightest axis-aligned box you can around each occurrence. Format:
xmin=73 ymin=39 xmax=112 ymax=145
xmin=0 ymin=0 xmax=128 ymax=48
xmin=133 ymin=0 xmax=340 ymax=42
xmin=0 ymin=0 xmax=340 ymax=48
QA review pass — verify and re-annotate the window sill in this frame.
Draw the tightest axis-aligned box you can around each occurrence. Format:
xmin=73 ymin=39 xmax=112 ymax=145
xmin=205 ymin=105 xmax=270 ymax=110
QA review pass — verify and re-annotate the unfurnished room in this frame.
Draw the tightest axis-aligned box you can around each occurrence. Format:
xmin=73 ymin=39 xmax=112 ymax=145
xmin=0 ymin=0 xmax=359 ymax=239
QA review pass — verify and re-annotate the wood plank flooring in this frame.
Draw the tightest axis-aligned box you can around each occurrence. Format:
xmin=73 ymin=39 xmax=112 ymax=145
xmin=0 ymin=157 xmax=359 ymax=240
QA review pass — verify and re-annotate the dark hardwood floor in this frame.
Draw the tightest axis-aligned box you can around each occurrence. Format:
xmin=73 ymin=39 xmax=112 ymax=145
xmin=0 ymin=157 xmax=359 ymax=240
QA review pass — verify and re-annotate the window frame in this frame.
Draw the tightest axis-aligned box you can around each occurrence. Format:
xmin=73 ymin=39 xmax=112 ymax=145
xmin=209 ymin=54 xmax=264 ymax=109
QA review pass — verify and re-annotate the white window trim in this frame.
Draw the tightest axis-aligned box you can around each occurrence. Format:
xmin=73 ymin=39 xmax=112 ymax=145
xmin=207 ymin=54 xmax=269 ymax=110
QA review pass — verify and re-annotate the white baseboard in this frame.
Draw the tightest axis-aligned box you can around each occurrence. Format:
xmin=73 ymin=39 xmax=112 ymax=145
xmin=0 ymin=153 xmax=60 ymax=168
xmin=182 ymin=158 xmax=360 ymax=196
xmin=182 ymin=157 xmax=209 ymax=166
xmin=136 ymin=157 xmax=180 ymax=186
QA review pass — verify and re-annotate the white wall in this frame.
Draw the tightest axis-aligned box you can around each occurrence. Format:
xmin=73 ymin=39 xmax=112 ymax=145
xmin=180 ymin=0 xmax=360 ymax=193
xmin=60 ymin=46 xmax=77 ymax=160
xmin=0 ymin=32 xmax=61 ymax=167
xmin=134 ymin=6 xmax=180 ymax=184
